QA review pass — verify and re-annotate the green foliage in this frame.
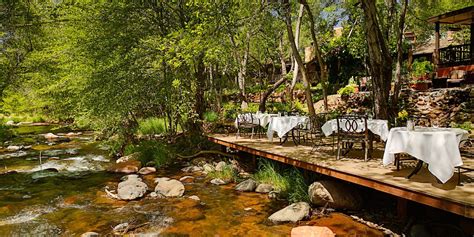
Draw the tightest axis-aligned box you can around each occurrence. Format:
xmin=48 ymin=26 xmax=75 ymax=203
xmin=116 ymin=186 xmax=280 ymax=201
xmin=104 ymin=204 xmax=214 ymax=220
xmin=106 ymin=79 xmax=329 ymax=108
xmin=253 ymin=159 xmax=309 ymax=203
xmin=450 ymin=122 xmax=473 ymax=132
xmin=138 ymin=117 xmax=167 ymax=135
xmin=243 ymin=103 xmax=259 ymax=113
xmin=203 ymin=111 xmax=219 ymax=123
xmin=411 ymin=60 xmax=434 ymax=78
xmin=207 ymin=164 xmax=238 ymax=182
xmin=0 ymin=123 xmax=14 ymax=143
xmin=125 ymin=140 xmax=172 ymax=168
xmin=222 ymin=102 xmax=240 ymax=120
xmin=397 ymin=109 xmax=409 ymax=121
xmin=337 ymin=84 xmax=356 ymax=96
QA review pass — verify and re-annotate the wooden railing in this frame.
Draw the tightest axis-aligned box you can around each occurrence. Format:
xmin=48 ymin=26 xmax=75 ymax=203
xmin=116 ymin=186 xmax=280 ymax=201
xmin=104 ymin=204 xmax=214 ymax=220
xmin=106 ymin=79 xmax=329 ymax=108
xmin=439 ymin=43 xmax=472 ymax=66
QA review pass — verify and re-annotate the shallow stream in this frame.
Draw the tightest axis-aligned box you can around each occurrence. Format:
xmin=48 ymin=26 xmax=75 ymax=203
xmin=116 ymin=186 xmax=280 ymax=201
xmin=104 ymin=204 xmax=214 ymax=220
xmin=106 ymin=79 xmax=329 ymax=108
xmin=0 ymin=125 xmax=384 ymax=236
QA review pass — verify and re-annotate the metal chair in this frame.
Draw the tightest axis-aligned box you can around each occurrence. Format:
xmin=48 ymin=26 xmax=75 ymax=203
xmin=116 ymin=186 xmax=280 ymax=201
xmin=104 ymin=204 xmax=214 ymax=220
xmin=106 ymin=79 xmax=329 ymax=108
xmin=236 ymin=113 xmax=260 ymax=139
xmin=336 ymin=114 xmax=371 ymax=161
xmin=307 ymin=113 xmax=332 ymax=151
xmin=456 ymin=138 xmax=473 ymax=186
xmin=394 ymin=115 xmax=431 ymax=170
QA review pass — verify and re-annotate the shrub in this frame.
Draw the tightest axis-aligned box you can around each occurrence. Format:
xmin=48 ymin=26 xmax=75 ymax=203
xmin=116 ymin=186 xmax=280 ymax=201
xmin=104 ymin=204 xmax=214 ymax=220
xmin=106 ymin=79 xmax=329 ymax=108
xmin=203 ymin=111 xmax=219 ymax=122
xmin=253 ymin=159 xmax=289 ymax=192
xmin=0 ymin=123 xmax=13 ymax=142
xmin=222 ymin=102 xmax=240 ymax=120
xmin=207 ymin=163 xmax=238 ymax=182
xmin=138 ymin=117 xmax=166 ymax=135
xmin=125 ymin=140 xmax=171 ymax=167
xmin=450 ymin=121 xmax=473 ymax=132
xmin=337 ymin=84 xmax=356 ymax=96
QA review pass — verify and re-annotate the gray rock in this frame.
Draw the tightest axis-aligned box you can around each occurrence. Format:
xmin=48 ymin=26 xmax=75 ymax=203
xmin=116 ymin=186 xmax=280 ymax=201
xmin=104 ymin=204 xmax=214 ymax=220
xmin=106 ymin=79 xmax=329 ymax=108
xmin=6 ymin=145 xmax=21 ymax=152
xmin=210 ymin=178 xmax=227 ymax=185
xmin=116 ymin=152 xmax=140 ymax=163
xmin=81 ymin=232 xmax=99 ymax=237
xmin=308 ymin=180 xmax=362 ymax=210
xmin=5 ymin=120 xmax=15 ymax=126
xmin=179 ymin=176 xmax=195 ymax=183
xmin=149 ymin=192 xmax=158 ymax=198
xmin=214 ymin=161 xmax=227 ymax=171
xmin=268 ymin=202 xmax=310 ymax=223
xmin=255 ymin=183 xmax=273 ymax=193
xmin=154 ymin=177 xmax=185 ymax=197
xmin=235 ymin=179 xmax=257 ymax=192
xmin=113 ymin=223 xmax=129 ymax=234
xmin=117 ymin=176 xmax=148 ymax=200
xmin=44 ymin=133 xmax=59 ymax=140
xmin=138 ymin=167 xmax=156 ymax=175
xmin=181 ymin=165 xmax=203 ymax=173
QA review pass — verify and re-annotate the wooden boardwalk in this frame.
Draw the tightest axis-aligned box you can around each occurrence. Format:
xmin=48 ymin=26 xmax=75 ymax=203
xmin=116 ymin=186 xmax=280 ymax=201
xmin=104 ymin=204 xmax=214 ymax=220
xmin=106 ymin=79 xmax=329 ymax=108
xmin=208 ymin=134 xmax=474 ymax=219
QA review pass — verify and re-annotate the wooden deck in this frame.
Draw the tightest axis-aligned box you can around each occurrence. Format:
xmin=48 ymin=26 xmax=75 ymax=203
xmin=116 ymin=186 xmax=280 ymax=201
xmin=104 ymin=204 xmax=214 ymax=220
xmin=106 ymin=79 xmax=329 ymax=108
xmin=208 ymin=134 xmax=474 ymax=219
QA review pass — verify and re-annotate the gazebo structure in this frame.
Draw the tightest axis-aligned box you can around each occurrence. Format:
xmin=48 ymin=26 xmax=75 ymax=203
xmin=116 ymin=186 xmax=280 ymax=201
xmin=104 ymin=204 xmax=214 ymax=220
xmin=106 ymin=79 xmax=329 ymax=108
xmin=428 ymin=6 xmax=473 ymax=86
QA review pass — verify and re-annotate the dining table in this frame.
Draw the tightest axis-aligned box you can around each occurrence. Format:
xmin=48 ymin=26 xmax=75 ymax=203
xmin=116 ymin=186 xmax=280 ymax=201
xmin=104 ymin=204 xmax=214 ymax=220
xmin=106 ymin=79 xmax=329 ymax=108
xmin=234 ymin=112 xmax=278 ymax=128
xmin=382 ymin=127 xmax=469 ymax=183
xmin=266 ymin=115 xmax=309 ymax=143
xmin=321 ymin=118 xmax=389 ymax=141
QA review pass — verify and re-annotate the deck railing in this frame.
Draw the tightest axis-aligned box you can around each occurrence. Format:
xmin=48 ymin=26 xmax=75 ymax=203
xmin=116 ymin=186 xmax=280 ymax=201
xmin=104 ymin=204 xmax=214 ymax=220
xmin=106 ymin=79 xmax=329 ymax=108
xmin=439 ymin=43 xmax=472 ymax=66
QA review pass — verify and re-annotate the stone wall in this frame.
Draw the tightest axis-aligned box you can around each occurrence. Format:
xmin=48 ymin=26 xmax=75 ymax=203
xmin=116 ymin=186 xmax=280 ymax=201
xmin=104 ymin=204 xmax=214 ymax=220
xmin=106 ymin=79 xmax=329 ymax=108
xmin=401 ymin=87 xmax=473 ymax=126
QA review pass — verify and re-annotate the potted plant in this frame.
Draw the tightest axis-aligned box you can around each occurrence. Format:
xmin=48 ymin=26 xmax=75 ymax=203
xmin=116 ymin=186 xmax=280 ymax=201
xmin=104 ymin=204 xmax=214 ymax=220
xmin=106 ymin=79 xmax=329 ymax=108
xmin=410 ymin=60 xmax=434 ymax=91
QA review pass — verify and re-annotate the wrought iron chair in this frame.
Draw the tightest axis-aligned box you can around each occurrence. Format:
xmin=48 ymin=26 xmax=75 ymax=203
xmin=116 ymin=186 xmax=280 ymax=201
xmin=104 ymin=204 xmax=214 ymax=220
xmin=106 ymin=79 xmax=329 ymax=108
xmin=394 ymin=115 xmax=432 ymax=170
xmin=336 ymin=114 xmax=371 ymax=161
xmin=236 ymin=113 xmax=261 ymax=139
xmin=456 ymin=138 xmax=473 ymax=186
xmin=308 ymin=113 xmax=332 ymax=151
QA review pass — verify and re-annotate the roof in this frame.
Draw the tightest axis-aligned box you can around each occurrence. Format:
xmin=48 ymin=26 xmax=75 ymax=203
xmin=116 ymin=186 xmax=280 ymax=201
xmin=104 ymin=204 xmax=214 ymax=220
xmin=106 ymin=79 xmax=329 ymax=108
xmin=413 ymin=37 xmax=455 ymax=55
xmin=427 ymin=6 xmax=474 ymax=25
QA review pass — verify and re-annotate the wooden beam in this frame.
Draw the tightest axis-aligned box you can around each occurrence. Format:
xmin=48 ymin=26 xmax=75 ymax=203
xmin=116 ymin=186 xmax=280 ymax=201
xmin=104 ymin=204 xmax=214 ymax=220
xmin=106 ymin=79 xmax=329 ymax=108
xmin=208 ymin=136 xmax=474 ymax=219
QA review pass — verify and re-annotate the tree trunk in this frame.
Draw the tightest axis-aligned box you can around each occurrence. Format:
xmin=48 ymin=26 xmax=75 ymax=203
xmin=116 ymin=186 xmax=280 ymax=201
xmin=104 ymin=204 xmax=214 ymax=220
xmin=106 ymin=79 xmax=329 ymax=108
xmin=237 ymin=32 xmax=250 ymax=102
xmin=289 ymin=4 xmax=304 ymax=99
xmin=283 ymin=0 xmax=316 ymax=117
xmin=259 ymin=33 xmax=288 ymax=112
xmin=360 ymin=0 xmax=392 ymax=119
xmin=300 ymin=0 xmax=328 ymax=111
xmin=189 ymin=55 xmax=206 ymax=134
xmin=391 ymin=0 xmax=408 ymax=112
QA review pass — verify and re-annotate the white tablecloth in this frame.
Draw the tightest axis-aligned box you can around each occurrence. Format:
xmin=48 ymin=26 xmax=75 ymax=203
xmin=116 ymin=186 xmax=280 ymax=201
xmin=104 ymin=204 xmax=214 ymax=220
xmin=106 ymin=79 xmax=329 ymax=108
xmin=321 ymin=119 xmax=389 ymax=141
xmin=382 ymin=127 xmax=469 ymax=183
xmin=235 ymin=113 xmax=278 ymax=128
xmin=267 ymin=116 xmax=309 ymax=141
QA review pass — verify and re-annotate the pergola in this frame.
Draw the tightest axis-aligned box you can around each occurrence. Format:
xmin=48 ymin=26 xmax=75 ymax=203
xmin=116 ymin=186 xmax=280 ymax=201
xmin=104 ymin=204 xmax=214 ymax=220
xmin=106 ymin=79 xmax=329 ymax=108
xmin=428 ymin=6 xmax=473 ymax=67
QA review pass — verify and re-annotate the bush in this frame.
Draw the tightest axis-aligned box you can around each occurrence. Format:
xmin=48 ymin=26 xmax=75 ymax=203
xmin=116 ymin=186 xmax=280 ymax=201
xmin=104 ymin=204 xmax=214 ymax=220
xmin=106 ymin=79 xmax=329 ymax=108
xmin=203 ymin=111 xmax=219 ymax=122
xmin=207 ymin=163 xmax=238 ymax=182
xmin=0 ymin=123 xmax=13 ymax=142
xmin=138 ymin=117 xmax=166 ymax=135
xmin=125 ymin=140 xmax=171 ymax=167
xmin=450 ymin=121 xmax=473 ymax=132
xmin=337 ymin=84 xmax=356 ymax=96
xmin=222 ymin=102 xmax=240 ymax=120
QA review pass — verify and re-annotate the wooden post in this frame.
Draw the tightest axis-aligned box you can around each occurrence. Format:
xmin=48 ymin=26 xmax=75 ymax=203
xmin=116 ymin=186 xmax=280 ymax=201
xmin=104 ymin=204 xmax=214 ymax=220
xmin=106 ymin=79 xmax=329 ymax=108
xmin=397 ymin=197 xmax=408 ymax=220
xmin=471 ymin=23 xmax=473 ymax=62
xmin=434 ymin=22 xmax=440 ymax=67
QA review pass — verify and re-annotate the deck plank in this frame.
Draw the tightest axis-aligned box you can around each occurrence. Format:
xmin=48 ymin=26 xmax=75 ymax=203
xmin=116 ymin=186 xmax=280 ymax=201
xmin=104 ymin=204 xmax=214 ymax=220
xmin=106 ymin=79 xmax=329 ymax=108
xmin=208 ymin=134 xmax=474 ymax=218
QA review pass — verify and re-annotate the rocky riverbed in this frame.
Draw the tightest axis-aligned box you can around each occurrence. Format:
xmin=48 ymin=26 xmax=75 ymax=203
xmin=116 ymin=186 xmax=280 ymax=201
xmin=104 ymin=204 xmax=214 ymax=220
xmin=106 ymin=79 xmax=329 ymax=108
xmin=0 ymin=124 xmax=393 ymax=236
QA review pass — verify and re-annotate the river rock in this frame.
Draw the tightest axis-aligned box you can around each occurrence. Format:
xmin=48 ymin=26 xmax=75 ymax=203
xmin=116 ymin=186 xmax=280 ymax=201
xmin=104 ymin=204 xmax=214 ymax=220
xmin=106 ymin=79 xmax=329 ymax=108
xmin=210 ymin=178 xmax=227 ymax=185
xmin=179 ymin=176 xmax=195 ymax=183
xmin=255 ymin=183 xmax=273 ymax=193
xmin=215 ymin=161 xmax=227 ymax=171
xmin=108 ymin=160 xmax=142 ymax=174
xmin=235 ymin=179 xmax=257 ymax=192
xmin=291 ymin=226 xmax=335 ymax=237
xmin=117 ymin=176 xmax=148 ymax=200
xmin=81 ymin=232 xmax=99 ymax=237
xmin=202 ymin=164 xmax=215 ymax=173
xmin=268 ymin=202 xmax=310 ymax=223
xmin=308 ymin=180 xmax=363 ymax=210
xmin=116 ymin=152 xmax=140 ymax=163
xmin=188 ymin=195 xmax=200 ymax=201
xmin=181 ymin=165 xmax=203 ymax=173
xmin=138 ymin=167 xmax=156 ymax=175
xmin=5 ymin=120 xmax=15 ymax=126
xmin=154 ymin=177 xmax=185 ymax=197
xmin=44 ymin=133 xmax=59 ymax=140
xmin=6 ymin=145 xmax=21 ymax=152
xmin=113 ymin=223 xmax=129 ymax=234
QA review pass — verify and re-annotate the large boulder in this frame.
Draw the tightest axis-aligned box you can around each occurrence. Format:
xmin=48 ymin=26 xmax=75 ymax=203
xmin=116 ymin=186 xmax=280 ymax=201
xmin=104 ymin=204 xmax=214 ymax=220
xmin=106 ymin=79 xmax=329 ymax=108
xmin=154 ymin=177 xmax=185 ymax=197
xmin=268 ymin=202 xmax=310 ymax=223
xmin=108 ymin=160 xmax=142 ymax=174
xmin=308 ymin=180 xmax=363 ymax=210
xmin=214 ymin=161 xmax=227 ymax=172
xmin=117 ymin=175 xmax=148 ymax=200
xmin=235 ymin=179 xmax=257 ymax=192
xmin=255 ymin=183 xmax=273 ymax=193
xmin=291 ymin=226 xmax=335 ymax=237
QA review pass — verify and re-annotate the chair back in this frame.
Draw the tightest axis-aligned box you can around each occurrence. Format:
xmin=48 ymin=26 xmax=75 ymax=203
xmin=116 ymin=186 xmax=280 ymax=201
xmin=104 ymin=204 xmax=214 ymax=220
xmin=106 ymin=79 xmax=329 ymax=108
xmin=238 ymin=113 xmax=254 ymax=126
xmin=309 ymin=113 xmax=329 ymax=133
xmin=336 ymin=114 xmax=368 ymax=136
xmin=410 ymin=115 xmax=431 ymax=127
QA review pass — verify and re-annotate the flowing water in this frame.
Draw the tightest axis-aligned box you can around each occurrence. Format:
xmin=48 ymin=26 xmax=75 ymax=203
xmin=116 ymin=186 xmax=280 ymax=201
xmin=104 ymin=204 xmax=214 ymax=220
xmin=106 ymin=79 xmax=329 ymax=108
xmin=0 ymin=125 xmax=384 ymax=236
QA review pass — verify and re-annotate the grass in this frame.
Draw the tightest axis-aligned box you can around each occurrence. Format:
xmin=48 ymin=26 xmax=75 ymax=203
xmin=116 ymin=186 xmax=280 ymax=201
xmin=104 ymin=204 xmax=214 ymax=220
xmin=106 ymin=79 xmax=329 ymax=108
xmin=137 ymin=117 xmax=167 ymax=135
xmin=253 ymin=159 xmax=310 ymax=203
xmin=207 ymin=163 xmax=238 ymax=182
